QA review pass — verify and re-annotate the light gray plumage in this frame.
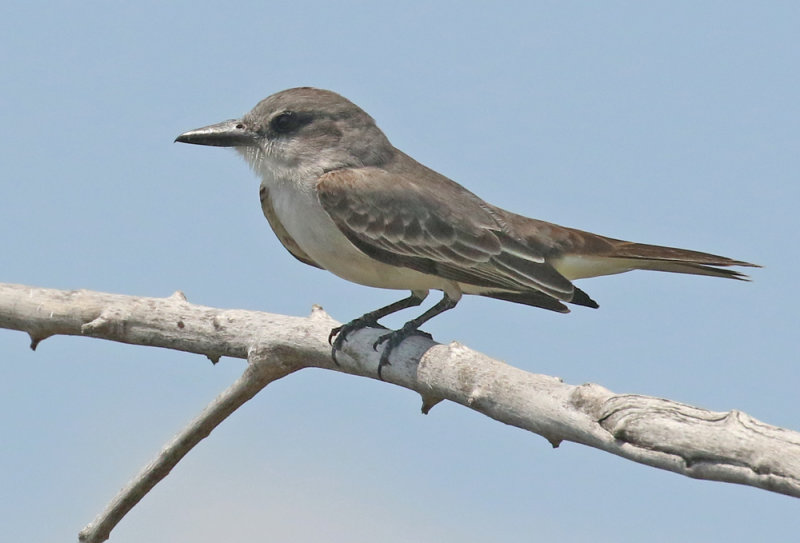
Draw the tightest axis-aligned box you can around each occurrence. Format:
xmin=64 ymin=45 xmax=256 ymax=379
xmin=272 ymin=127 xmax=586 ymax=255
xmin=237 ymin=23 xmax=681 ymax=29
xmin=176 ymin=87 xmax=757 ymax=376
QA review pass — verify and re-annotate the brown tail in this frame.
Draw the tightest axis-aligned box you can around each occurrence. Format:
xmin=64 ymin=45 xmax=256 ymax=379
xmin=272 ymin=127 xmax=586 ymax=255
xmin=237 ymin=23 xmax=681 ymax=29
xmin=605 ymin=241 xmax=759 ymax=280
xmin=493 ymin=209 xmax=759 ymax=282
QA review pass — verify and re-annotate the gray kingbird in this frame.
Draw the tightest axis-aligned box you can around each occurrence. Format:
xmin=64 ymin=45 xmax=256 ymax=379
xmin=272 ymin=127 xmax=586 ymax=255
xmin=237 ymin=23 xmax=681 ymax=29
xmin=176 ymin=87 xmax=756 ymax=377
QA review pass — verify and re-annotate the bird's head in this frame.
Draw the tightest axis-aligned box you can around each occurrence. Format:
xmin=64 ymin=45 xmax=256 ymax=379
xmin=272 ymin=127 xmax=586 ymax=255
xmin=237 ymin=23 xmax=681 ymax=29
xmin=176 ymin=87 xmax=394 ymax=180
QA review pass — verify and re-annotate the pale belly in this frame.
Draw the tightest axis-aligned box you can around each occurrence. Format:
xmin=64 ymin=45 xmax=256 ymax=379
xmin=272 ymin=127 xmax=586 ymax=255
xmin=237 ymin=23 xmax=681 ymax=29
xmin=267 ymin=180 xmax=453 ymax=292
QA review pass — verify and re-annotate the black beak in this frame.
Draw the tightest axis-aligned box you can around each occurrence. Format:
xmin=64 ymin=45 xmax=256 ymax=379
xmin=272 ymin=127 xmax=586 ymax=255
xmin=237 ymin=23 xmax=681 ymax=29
xmin=175 ymin=119 xmax=256 ymax=147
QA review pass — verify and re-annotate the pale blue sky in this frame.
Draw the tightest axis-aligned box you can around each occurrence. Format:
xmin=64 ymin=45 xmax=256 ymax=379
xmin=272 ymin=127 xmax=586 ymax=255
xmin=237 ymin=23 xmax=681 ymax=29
xmin=1 ymin=2 xmax=798 ymax=542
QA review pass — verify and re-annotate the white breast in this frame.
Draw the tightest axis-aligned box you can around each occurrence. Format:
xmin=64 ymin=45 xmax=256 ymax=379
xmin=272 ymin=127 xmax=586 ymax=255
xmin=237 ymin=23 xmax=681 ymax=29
xmin=264 ymin=176 xmax=451 ymax=293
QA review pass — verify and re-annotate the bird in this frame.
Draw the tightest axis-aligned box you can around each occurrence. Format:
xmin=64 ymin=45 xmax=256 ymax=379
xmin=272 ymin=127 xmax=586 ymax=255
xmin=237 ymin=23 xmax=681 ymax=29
xmin=175 ymin=87 xmax=757 ymax=378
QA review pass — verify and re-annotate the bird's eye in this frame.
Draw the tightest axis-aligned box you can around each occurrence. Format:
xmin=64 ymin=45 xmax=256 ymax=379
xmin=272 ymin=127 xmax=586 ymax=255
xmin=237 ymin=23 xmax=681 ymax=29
xmin=271 ymin=111 xmax=300 ymax=134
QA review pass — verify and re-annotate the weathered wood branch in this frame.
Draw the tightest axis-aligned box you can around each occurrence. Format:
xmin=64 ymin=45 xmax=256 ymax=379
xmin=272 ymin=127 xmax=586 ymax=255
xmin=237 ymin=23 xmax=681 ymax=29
xmin=0 ymin=282 xmax=798 ymax=542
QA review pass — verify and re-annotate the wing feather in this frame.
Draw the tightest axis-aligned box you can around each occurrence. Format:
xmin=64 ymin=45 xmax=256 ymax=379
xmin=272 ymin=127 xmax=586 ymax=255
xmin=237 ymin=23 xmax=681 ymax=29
xmin=316 ymin=164 xmax=583 ymax=304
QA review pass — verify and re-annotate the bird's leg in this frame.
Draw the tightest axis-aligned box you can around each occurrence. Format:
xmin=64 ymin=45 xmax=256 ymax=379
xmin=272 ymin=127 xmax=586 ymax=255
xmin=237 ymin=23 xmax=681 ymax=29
xmin=329 ymin=290 xmax=428 ymax=364
xmin=373 ymin=293 xmax=459 ymax=379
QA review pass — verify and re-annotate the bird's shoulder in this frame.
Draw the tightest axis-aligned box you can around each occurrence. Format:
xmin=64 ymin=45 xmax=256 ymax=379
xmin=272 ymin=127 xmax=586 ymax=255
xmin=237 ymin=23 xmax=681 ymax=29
xmin=315 ymin=152 xmax=499 ymax=228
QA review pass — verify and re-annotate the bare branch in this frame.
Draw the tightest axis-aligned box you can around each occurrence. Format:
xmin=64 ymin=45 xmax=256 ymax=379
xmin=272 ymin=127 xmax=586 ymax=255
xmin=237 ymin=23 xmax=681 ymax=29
xmin=77 ymin=345 xmax=301 ymax=543
xmin=1 ymin=282 xmax=798 ymax=542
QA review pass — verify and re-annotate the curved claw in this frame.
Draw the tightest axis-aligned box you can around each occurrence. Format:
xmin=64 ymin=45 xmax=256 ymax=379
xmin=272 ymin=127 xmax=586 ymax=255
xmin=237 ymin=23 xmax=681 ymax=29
xmin=328 ymin=325 xmax=343 ymax=345
xmin=329 ymin=323 xmax=355 ymax=366
xmin=329 ymin=319 xmax=387 ymax=366
xmin=373 ymin=327 xmax=433 ymax=380
xmin=377 ymin=349 xmax=392 ymax=380
xmin=331 ymin=346 xmax=341 ymax=366
xmin=373 ymin=328 xmax=432 ymax=350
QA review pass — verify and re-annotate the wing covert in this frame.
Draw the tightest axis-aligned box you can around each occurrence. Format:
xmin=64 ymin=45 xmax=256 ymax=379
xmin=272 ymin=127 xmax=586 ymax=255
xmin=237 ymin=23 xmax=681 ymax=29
xmin=317 ymin=166 xmax=579 ymax=301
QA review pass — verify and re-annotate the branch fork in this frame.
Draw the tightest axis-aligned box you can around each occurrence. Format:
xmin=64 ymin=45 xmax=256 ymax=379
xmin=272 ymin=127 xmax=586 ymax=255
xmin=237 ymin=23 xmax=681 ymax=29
xmin=0 ymin=282 xmax=796 ymax=543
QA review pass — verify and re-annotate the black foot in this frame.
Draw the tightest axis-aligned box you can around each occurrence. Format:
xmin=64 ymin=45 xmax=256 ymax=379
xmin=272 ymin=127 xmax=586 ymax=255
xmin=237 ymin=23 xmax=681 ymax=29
xmin=329 ymin=318 xmax=387 ymax=365
xmin=373 ymin=325 xmax=433 ymax=379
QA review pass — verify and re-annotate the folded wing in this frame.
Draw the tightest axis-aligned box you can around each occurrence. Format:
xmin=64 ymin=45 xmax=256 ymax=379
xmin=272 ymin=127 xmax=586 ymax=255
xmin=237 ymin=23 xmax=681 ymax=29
xmin=317 ymin=158 xmax=756 ymax=313
xmin=316 ymin=164 xmax=596 ymax=312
